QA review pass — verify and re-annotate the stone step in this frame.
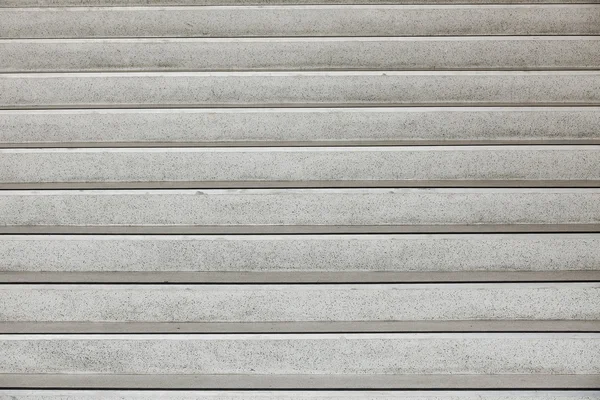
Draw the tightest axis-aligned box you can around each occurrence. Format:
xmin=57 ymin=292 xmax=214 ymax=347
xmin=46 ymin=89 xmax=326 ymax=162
xmin=4 ymin=37 xmax=600 ymax=72
xmin=3 ymin=107 xmax=599 ymax=147
xmin=3 ymin=72 xmax=600 ymax=109
xmin=2 ymin=234 xmax=599 ymax=283
xmin=4 ymin=0 xmax=600 ymax=5
xmin=1 ymin=189 xmax=599 ymax=234
xmin=2 ymin=391 xmax=599 ymax=400
xmin=1 ymin=283 xmax=598 ymax=332
xmin=0 ymin=334 xmax=598 ymax=388
xmin=1 ymin=0 xmax=598 ymax=395
xmin=3 ymin=146 xmax=600 ymax=189
xmin=2 ymin=5 xmax=599 ymax=38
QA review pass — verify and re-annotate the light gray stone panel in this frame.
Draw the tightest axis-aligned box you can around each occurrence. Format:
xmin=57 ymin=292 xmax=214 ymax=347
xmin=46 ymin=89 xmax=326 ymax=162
xmin=1 ymin=146 xmax=599 ymax=188
xmin=3 ymin=0 xmax=600 ymax=5
xmin=1 ymin=234 xmax=599 ymax=277
xmin=3 ymin=72 xmax=600 ymax=108
xmin=2 ymin=391 xmax=600 ymax=400
xmin=1 ymin=5 xmax=599 ymax=38
xmin=0 ymin=334 xmax=598 ymax=378
xmin=3 ymin=37 xmax=600 ymax=72
xmin=1 ymin=189 xmax=599 ymax=233
xmin=2 ymin=108 xmax=599 ymax=147
xmin=0 ymin=283 xmax=597 ymax=332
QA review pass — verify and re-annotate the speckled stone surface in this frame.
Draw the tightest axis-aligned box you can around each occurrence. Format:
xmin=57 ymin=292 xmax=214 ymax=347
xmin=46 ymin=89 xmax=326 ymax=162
xmin=3 ymin=37 xmax=600 ymax=72
xmin=1 ymin=283 xmax=598 ymax=323
xmin=0 ymin=189 xmax=599 ymax=233
xmin=1 ymin=0 xmax=599 ymax=394
xmin=1 ymin=234 xmax=599 ymax=274
xmin=4 ymin=0 xmax=600 ymax=4
xmin=1 ymin=146 xmax=599 ymax=188
xmin=1 ymin=5 xmax=599 ymax=38
xmin=3 ymin=72 xmax=600 ymax=108
xmin=3 ymin=71 xmax=600 ymax=108
xmin=2 ymin=107 xmax=599 ymax=147
xmin=1 ymin=392 xmax=599 ymax=400
xmin=1 ymin=334 xmax=598 ymax=375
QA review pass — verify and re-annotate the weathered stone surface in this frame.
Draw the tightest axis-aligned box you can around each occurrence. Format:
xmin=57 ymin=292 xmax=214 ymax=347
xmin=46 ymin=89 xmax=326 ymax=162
xmin=3 ymin=72 xmax=600 ymax=108
xmin=1 ymin=146 xmax=599 ymax=188
xmin=1 ymin=189 xmax=599 ymax=233
xmin=2 ymin=108 xmax=599 ymax=147
xmin=2 ymin=5 xmax=599 ymax=38
xmin=0 ymin=283 xmax=597 ymax=332
xmin=3 ymin=0 xmax=599 ymax=5
xmin=3 ymin=37 xmax=600 ymax=72
xmin=0 ymin=334 xmax=598 ymax=379
xmin=1 ymin=391 xmax=599 ymax=400
xmin=1 ymin=234 xmax=599 ymax=277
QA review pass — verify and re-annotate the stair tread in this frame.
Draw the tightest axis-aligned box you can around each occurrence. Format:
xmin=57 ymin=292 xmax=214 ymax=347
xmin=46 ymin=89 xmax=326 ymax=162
xmin=2 ymin=5 xmax=600 ymax=38
xmin=1 ymin=283 xmax=598 ymax=332
xmin=3 ymin=107 xmax=600 ymax=147
xmin=1 ymin=189 xmax=599 ymax=233
xmin=2 ymin=146 xmax=600 ymax=188
xmin=4 ymin=37 xmax=600 ymax=72
xmin=4 ymin=71 xmax=600 ymax=109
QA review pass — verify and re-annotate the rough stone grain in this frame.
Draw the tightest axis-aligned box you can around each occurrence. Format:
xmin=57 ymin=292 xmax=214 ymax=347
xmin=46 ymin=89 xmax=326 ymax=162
xmin=1 ymin=283 xmax=597 ymax=324
xmin=3 ymin=37 xmax=600 ymax=72
xmin=1 ymin=234 xmax=599 ymax=274
xmin=2 ymin=108 xmax=599 ymax=147
xmin=3 ymin=72 xmax=600 ymax=108
xmin=1 ymin=391 xmax=599 ymax=400
xmin=1 ymin=189 xmax=599 ymax=233
xmin=0 ymin=334 xmax=598 ymax=375
xmin=2 ymin=146 xmax=599 ymax=188
xmin=2 ymin=5 xmax=599 ymax=38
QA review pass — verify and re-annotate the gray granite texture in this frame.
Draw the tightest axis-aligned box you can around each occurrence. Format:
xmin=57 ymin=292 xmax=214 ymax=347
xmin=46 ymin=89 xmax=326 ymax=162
xmin=3 ymin=0 xmax=600 ymax=4
xmin=1 ymin=334 xmax=598 ymax=375
xmin=2 ymin=108 xmax=599 ymax=147
xmin=3 ymin=37 xmax=600 ymax=72
xmin=1 ymin=392 xmax=600 ymax=400
xmin=1 ymin=0 xmax=599 ymax=394
xmin=3 ymin=72 xmax=600 ymax=108
xmin=1 ymin=146 xmax=599 ymax=188
xmin=1 ymin=234 xmax=599 ymax=274
xmin=1 ymin=283 xmax=597 ymax=323
xmin=1 ymin=189 xmax=599 ymax=233
xmin=1 ymin=5 xmax=599 ymax=38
